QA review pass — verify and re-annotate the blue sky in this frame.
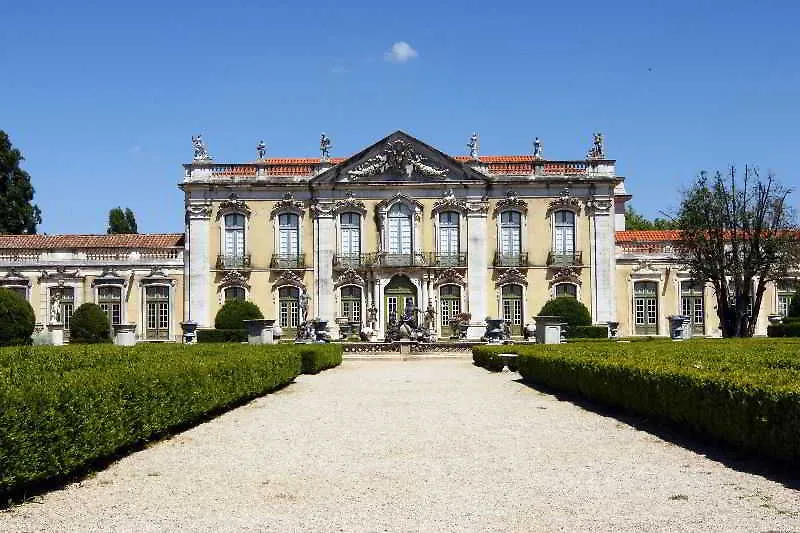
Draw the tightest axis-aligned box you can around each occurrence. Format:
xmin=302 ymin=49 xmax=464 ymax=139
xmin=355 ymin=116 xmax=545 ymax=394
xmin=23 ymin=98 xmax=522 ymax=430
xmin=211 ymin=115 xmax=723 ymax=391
xmin=2 ymin=0 xmax=798 ymax=234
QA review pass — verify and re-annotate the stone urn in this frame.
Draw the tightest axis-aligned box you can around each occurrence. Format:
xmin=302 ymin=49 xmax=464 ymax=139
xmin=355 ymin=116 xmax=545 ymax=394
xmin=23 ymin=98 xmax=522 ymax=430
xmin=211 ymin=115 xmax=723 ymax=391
xmin=113 ymin=323 xmax=138 ymax=346
xmin=484 ymin=318 xmax=506 ymax=343
xmin=180 ymin=320 xmax=198 ymax=344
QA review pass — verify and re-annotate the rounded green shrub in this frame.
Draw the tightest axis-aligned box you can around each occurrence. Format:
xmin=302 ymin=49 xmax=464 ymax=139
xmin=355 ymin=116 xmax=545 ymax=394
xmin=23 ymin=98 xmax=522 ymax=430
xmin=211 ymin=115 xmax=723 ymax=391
xmin=537 ymin=297 xmax=591 ymax=337
xmin=214 ymin=300 xmax=263 ymax=330
xmin=0 ymin=288 xmax=35 ymax=346
xmin=70 ymin=303 xmax=111 ymax=343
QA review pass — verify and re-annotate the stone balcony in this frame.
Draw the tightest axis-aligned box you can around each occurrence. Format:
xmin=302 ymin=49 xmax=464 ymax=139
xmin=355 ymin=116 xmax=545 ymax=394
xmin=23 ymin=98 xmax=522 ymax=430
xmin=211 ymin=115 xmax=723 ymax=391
xmin=270 ymin=253 xmax=306 ymax=269
xmin=333 ymin=252 xmax=467 ymax=270
xmin=493 ymin=252 xmax=529 ymax=268
xmin=546 ymin=251 xmax=583 ymax=267
xmin=216 ymin=254 xmax=252 ymax=270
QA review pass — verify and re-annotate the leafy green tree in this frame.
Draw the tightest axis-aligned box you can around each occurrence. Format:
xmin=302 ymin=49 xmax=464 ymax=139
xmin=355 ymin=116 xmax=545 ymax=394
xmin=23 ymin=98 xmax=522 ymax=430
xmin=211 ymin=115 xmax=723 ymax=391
xmin=0 ymin=131 xmax=42 ymax=234
xmin=0 ymin=288 xmax=35 ymax=346
xmin=676 ymin=166 xmax=800 ymax=337
xmin=625 ymin=205 xmax=676 ymax=230
xmin=107 ymin=207 xmax=138 ymax=234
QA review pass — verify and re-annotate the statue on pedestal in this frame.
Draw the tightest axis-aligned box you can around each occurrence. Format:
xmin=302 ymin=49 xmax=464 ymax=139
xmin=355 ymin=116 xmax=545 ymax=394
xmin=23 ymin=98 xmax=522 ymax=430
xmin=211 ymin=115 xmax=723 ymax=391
xmin=467 ymin=132 xmax=479 ymax=160
xmin=587 ymin=132 xmax=605 ymax=159
xmin=192 ymin=135 xmax=211 ymax=161
xmin=533 ymin=137 xmax=543 ymax=158
xmin=256 ymin=140 xmax=266 ymax=160
xmin=299 ymin=288 xmax=310 ymax=323
xmin=50 ymin=293 xmax=62 ymax=324
xmin=320 ymin=133 xmax=332 ymax=162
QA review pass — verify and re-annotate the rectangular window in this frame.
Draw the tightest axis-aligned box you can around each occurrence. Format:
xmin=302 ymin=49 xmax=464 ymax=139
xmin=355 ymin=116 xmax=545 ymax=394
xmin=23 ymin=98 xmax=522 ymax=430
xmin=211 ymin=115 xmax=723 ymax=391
xmin=145 ymin=285 xmax=170 ymax=340
xmin=634 ymin=281 xmax=658 ymax=335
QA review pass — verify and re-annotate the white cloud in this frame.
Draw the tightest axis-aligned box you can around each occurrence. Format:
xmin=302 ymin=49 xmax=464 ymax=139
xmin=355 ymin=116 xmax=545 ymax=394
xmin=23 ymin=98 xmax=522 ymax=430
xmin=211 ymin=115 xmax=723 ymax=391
xmin=384 ymin=41 xmax=418 ymax=63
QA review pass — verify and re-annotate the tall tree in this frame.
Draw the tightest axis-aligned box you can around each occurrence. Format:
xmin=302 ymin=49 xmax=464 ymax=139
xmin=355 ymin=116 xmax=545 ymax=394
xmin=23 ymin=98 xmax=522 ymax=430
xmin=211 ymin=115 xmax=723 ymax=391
xmin=625 ymin=205 xmax=676 ymax=230
xmin=676 ymin=166 xmax=800 ymax=337
xmin=0 ymin=131 xmax=42 ymax=234
xmin=107 ymin=207 xmax=138 ymax=234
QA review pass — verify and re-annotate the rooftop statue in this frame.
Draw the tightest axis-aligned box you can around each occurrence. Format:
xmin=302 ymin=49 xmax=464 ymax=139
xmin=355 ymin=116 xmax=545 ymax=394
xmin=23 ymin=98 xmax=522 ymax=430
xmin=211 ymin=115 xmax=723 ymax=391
xmin=468 ymin=132 xmax=479 ymax=160
xmin=320 ymin=133 xmax=332 ymax=162
xmin=533 ymin=137 xmax=543 ymax=158
xmin=192 ymin=135 xmax=211 ymax=161
xmin=587 ymin=132 xmax=605 ymax=159
xmin=256 ymin=140 xmax=266 ymax=160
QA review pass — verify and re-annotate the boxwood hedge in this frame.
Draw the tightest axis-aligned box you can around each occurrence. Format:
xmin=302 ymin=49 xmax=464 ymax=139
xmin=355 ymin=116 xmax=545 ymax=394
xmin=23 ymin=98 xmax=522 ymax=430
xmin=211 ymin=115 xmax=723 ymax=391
xmin=197 ymin=328 xmax=248 ymax=343
xmin=0 ymin=343 xmax=339 ymax=501
xmin=476 ymin=339 xmax=800 ymax=465
xmin=299 ymin=344 xmax=343 ymax=374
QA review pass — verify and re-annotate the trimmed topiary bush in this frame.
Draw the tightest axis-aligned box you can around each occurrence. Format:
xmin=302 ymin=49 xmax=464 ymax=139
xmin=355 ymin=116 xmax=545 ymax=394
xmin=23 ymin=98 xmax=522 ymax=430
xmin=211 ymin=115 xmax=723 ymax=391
xmin=299 ymin=345 xmax=343 ymax=374
xmin=0 ymin=288 xmax=35 ymax=347
xmin=70 ymin=303 xmax=111 ymax=343
xmin=767 ymin=321 xmax=800 ymax=338
xmin=536 ymin=297 xmax=591 ymax=337
xmin=214 ymin=300 xmax=263 ymax=330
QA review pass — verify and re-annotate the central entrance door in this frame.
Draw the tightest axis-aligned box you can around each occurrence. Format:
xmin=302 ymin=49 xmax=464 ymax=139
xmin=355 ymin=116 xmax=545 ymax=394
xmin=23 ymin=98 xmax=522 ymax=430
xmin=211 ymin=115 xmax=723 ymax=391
xmin=384 ymin=275 xmax=417 ymax=331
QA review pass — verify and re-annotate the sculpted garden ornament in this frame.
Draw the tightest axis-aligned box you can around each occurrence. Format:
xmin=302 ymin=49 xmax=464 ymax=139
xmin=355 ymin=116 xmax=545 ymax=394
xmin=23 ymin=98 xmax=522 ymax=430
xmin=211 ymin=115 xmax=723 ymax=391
xmin=50 ymin=293 xmax=62 ymax=323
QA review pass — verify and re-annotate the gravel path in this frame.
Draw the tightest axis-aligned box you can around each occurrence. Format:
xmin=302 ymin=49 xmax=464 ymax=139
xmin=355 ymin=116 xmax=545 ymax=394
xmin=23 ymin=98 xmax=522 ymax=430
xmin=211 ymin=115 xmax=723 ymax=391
xmin=3 ymin=359 xmax=799 ymax=532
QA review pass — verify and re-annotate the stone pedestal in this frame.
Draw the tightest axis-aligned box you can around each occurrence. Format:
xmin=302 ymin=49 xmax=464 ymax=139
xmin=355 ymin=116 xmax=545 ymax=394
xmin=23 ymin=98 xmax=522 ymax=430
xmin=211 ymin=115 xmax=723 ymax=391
xmin=243 ymin=319 xmax=276 ymax=345
xmin=533 ymin=316 xmax=566 ymax=344
xmin=180 ymin=321 xmax=198 ymax=344
xmin=113 ymin=323 xmax=137 ymax=346
xmin=47 ymin=322 xmax=64 ymax=346
xmin=398 ymin=340 xmax=416 ymax=355
xmin=465 ymin=321 xmax=487 ymax=341
xmin=667 ymin=315 xmax=691 ymax=341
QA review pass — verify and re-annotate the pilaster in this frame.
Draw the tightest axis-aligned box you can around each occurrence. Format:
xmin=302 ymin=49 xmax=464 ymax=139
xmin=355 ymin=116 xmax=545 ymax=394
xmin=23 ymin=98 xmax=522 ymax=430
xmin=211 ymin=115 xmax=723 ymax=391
xmin=186 ymin=203 xmax=212 ymax=327
xmin=466 ymin=199 xmax=489 ymax=338
xmin=587 ymin=196 xmax=616 ymax=323
xmin=312 ymin=202 xmax=337 ymax=335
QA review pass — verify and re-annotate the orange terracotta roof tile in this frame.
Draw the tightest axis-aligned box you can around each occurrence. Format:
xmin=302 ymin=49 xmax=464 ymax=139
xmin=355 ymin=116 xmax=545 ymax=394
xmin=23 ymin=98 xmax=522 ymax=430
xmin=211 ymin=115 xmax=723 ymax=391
xmin=0 ymin=233 xmax=185 ymax=249
xmin=616 ymin=230 xmax=682 ymax=242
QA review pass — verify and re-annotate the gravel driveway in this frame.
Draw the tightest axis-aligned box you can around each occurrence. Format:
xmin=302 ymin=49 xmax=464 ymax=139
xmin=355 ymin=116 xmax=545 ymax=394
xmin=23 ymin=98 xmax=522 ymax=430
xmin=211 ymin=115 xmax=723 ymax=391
xmin=3 ymin=358 xmax=799 ymax=532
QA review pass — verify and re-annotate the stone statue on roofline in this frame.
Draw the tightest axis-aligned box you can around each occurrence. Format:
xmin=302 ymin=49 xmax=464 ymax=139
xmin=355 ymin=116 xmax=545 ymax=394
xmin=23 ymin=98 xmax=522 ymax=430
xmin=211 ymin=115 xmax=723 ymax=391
xmin=320 ymin=133 xmax=332 ymax=162
xmin=256 ymin=140 xmax=266 ymax=160
xmin=587 ymin=132 xmax=605 ymax=159
xmin=533 ymin=137 xmax=543 ymax=159
xmin=192 ymin=135 xmax=211 ymax=161
xmin=468 ymin=132 xmax=479 ymax=160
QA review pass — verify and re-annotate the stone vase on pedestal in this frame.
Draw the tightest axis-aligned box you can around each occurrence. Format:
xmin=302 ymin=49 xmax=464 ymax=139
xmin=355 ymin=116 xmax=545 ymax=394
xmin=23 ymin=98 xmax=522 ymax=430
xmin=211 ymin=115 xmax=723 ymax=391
xmin=47 ymin=322 xmax=64 ymax=346
xmin=243 ymin=319 xmax=276 ymax=345
xmin=113 ymin=323 xmax=137 ymax=346
xmin=180 ymin=321 xmax=199 ymax=344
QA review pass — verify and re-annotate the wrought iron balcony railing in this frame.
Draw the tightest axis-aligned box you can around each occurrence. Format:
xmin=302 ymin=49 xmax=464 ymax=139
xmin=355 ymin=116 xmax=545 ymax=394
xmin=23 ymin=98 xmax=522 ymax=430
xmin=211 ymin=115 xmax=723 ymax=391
xmin=547 ymin=251 xmax=583 ymax=266
xmin=333 ymin=252 xmax=468 ymax=269
xmin=216 ymin=254 xmax=251 ymax=270
xmin=270 ymin=253 xmax=305 ymax=269
xmin=493 ymin=251 xmax=529 ymax=267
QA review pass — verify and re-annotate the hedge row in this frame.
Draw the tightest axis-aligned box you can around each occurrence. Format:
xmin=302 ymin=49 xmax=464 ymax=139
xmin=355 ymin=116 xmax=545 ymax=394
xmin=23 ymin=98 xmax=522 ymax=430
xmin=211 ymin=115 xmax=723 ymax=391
xmin=767 ymin=320 xmax=800 ymax=337
xmin=481 ymin=339 xmax=800 ymax=465
xmin=197 ymin=328 xmax=248 ymax=343
xmin=570 ymin=325 xmax=608 ymax=339
xmin=0 ymin=343 xmax=339 ymax=501
xmin=473 ymin=346 xmax=506 ymax=372
xmin=299 ymin=344 xmax=343 ymax=374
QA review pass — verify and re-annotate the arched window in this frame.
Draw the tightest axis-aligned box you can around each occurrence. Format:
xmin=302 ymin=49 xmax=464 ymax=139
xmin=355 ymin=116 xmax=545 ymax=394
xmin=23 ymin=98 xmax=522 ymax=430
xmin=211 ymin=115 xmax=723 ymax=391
xmin=501 ymin=284 xmax=523 ymax=335
xmin=278 ymin=213 xmax=299 ymax=258
xmin=387 ymin=203 xmax=412 ymax=256
xmin=438 ymin=211 xmax=460 ymax=265
xmin=439 ymin=285 xmax=461 ymax=336
xmin=278 ymin=286 xmax=300 ymax=330
xmin=223 ymin=213 xmax=246 ymax=268
xmin=224 ymin=286 xmax=246 ymax=302
xmin=97 ymin=285 xmax=123 ymax=328
xmin=340 ymin=286 xmax=362 ymax=325
xmin=554 ymin=283 xmax=577 ymax=298
xmin=340 ymin=213 xmax=361 ymax=262
xmin=145 ymin=285 xmax=170 ymax=340
xmin=634 ymin=281 xmax=658 ymax=335
xmin=680 ymin=281 xmax=704 ymax=334
xmin=553 ymin=210 xmax=576 ymax=262
xmin=499 ymin=211 xmax=522 ymax=264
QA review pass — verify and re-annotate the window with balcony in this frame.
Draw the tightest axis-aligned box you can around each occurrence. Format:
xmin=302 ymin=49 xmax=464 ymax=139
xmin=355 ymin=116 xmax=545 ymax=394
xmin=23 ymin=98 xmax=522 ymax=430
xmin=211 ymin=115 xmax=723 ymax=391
xmin=224 ymin=286 xmax=246 ymax=302
xmin=438 ymin=211 xmax=460 ymax=266
xmin=634 ymin=281 xmax=658 ymax=335
xmin=552 ymin=210 xmax=577 ymax=265
xmin=339 ymin=212 xmax=361 ymax=266
xmin=223 ymin=213 xmax=246 ymax=268
xmin=387 ymin=203 xmax=412 ymax=263
xmin=499 ymin=211 xmax=522 ymax=265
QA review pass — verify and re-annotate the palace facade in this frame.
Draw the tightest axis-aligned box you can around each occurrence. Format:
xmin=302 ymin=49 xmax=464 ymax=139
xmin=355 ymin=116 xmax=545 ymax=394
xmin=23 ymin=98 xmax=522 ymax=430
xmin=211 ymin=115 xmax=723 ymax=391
xmin=0 ymin=131 xmax=794 ymax=341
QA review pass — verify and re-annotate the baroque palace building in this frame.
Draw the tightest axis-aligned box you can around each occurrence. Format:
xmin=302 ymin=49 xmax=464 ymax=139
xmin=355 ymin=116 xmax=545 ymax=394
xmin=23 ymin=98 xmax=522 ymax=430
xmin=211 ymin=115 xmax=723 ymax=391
xmin=0 ymin=130 xmax=793 ymax=341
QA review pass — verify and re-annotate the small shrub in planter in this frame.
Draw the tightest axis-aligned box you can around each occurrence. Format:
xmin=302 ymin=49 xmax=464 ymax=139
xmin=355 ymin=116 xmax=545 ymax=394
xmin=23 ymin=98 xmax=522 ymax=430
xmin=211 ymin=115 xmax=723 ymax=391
xmin=0 ymin=288 xmax=35 ymax=346
xmin=536 ymin=297 xmax=591 ymax=337
xmin=70 ymin=303 xmax=111 ymax=343
xmin=214 ymin=300 xmax=263 ymax=330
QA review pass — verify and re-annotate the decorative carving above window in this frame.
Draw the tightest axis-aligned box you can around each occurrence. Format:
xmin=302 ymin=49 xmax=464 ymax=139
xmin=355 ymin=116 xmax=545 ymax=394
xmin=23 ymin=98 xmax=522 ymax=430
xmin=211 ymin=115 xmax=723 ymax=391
xmin=334 ymin=268 xmax=365 ymax=289
xmin=375 ymin=194 xmax=424 ymax=222
xmin=332 ymin=191 xmax=367 ymax=216
xmin=433 ymin=268 xmax=466 ymax=287
xmin=140 ymin=267 xmax=176 ymax=286
xmin=466 ymin=198 xmax=490 ymax=215
xmin=493 ymin=190 xmax=528 ymax=217
xmin=494 ymin=267 xmax=528 ymax=287
xmin=92 ymin=267 xmax=126 ymax=286
xmin=216 ymin=193 xmax=251 ymax=219
xmin=1 ymin=268 xmax=30 ymax=286
xmin=273 ymin=269 xmax=306 ymax=290
xmin=586 ymin=196 xmax=613 ymax=214
xmin=270 ymin=192 xmax=304 ymax=219
xmin=219 ymin=270 xmax=250 ymax=290
xmin=39 ymin=266 xmax=81 ymax=284
xmin=348 ymin=139 xmax=449 ymax=179
xmin=548 ymin=187 xmax=582 ymax=214
xmin=431 ymin=188 xmax=467 ymax=216
xmin=186 ymin=203 xmax=212 ymax=219
xmin=550 ymin=266 xmax=582 ymax=286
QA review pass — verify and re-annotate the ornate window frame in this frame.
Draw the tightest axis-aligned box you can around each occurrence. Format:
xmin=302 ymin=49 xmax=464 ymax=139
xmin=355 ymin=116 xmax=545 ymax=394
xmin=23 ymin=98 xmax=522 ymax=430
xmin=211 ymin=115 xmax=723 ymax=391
xmin=431 ymin=189 xmax=468 ymax=258
xmin=138 ymin=268 xmax=177 ymax=341
xmin=217 ymin=195 xmax=251 ymax=262
xmin=375 ymin=194 xmax=423 ymax=255
xmin=217 ymin=270 xmax=251 ymax=304
xmin=337 ymin=284 xmax=365 ymax=326
xmin=628 ymin=266 xmax=662 ymax=336
xmin=0 ymin=269 xmax=32 ymax=301
xmin=92 ymin=268 xmax=128 ymax=324
xmin=270 ymin=192 xmax=305 ymax=257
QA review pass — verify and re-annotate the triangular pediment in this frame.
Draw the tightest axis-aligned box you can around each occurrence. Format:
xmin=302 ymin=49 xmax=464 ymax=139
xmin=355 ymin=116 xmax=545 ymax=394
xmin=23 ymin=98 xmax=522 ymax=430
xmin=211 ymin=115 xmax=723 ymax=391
xmin=312 ymin=131 xmax=490 ymax=184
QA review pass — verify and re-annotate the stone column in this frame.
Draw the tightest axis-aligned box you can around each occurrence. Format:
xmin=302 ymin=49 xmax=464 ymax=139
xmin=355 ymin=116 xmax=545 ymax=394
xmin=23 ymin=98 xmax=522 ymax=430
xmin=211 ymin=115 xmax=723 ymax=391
xmin=588 ymin=196 xmax=616 ymax=324
xmin=186 ymin=204 xmax=212 ymax=327
xmin=466 ymin=199 xmax=490 ymax=339
xmin=312 ymin=202 xmax=337 ymax=336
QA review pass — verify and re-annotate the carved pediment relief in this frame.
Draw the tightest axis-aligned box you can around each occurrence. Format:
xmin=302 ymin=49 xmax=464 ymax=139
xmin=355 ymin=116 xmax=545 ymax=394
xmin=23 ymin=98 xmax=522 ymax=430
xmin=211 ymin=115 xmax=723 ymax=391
xmin=219 ymin=270 xmax=250 ymax=289
xmin=494 ymin=268 xmax=528 ymax=287
xmin=431 ymin=188 xmax=467 ymax=216
xmin=375 ymin=194 xmax=424 ymax=222
xmin=550 ymin=266 xmax=582 ymax=286
xmin=92 ymin=267 xmax=126 ymax=286
xmin=493 ymin=191 xmax=528 ymax=217
xmin=334 ymin=268 xmax=365 ymax=289
xmin=217 ymin=193 xmax=251 ymax=219
xmin=332 ymin=192 xmax=367 ymax=216
xmin=348 ymin=138 xmax=449 ymax=179
xmin=433 ymin=268 xmax=466 ymax=287
xmin=548 ymin=187 xmax=582 ymax=214
xmin=270 ymin=192 xmax=304 ymax=219
xmin=273 ymin=270 xmax=306 ymax=290
xmin=1 ymin=268 xmax=30 ymax=286
xmin=39 ymin=266 xmax=82 ymax=284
